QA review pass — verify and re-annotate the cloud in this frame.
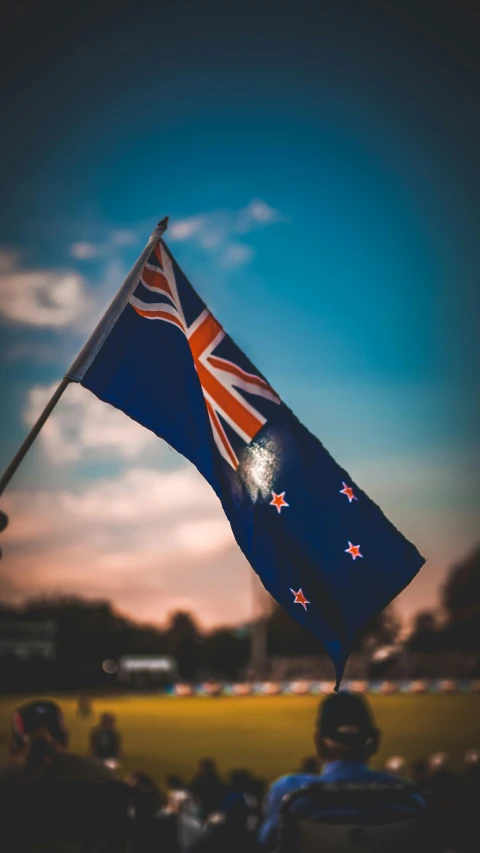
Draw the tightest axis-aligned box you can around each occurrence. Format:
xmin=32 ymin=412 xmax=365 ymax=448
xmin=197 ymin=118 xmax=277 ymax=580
xmin=69 ymin=228 xmax=139 ymax=261
xmin=237 ymin=199 xmax=287 ymax=229
xmin=0 ymin=248 xmax=88 ymax=328
xmin=1 ymin=466 xmax=250 ymax=628
xmin=220 ymin=243 xmax=254 ymax=268
xmin=70 ymin=242 xmax=100 ymax=260
xmin=168 ymin=216 xmax=206 ymax=242
xmin=168 ymin=199 xmax=289 ymax=268
xmin=25 ymin=381 xmax=158 ymax=463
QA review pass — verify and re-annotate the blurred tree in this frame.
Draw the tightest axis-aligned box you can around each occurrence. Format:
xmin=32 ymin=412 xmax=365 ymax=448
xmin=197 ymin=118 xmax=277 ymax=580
xmin=201 ymin=629 xmax=249 ymax=680
xmin=164 ymin=611 xmax=200 ymax=681
xmin=0 ymin=596 xmax=170 ymax=689
xmin=265 ymin=602 xmax=399 ymax=658
xmin=439 ymin=545 xmax=480 ymax=651
xmin=406 ymin=610 xmax=439 ymax=653
xmin=353 ymin=605 xmax=400 ymax=653
xmin=266 ymin=605 xmax=326 ymax=656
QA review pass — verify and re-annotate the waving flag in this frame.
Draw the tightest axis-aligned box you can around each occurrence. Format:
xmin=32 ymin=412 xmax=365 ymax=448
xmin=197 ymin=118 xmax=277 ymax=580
xmin=68 ymin=222 xmax=425 ymax=685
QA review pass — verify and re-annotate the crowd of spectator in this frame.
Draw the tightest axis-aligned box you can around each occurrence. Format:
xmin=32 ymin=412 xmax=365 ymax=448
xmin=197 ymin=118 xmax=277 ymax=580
xmin=0 ymin=693 xmax=479 ymax=852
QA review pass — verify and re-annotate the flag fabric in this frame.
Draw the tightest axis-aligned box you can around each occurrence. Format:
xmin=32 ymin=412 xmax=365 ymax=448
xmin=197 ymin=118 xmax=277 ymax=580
xmin=75 ymin=236 xmax=425 ymax=685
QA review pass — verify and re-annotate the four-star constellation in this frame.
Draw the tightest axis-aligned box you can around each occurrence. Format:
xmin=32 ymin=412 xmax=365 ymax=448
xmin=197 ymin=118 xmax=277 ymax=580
xmin=269 ymin=482 xmax=362 ymax=612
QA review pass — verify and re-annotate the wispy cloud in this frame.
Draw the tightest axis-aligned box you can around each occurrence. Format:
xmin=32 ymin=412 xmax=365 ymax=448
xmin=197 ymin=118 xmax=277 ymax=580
xmin=0 ymin=248 xmax=88 ymax=328
xmin=69 ymin=227 xmax=139 ymax=261
xmin=168 ymin=199 xmax=289 ymax=268
xmin=25 ymin=382 xmax=159 ymax=463
xmin=1 ymin=202 xmax=287 ymax=332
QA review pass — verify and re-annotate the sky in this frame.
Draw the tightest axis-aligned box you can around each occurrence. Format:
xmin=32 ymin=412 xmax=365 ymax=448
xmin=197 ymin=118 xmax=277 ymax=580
xmin=0 ymin=0 xmax=479 ymax=632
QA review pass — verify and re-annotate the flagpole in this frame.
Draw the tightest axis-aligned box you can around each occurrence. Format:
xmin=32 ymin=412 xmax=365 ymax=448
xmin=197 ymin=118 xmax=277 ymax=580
xmin=0 ymin=377 xmax=71 ymax=496
xmin=67 ymin=217 xmax=169 ymax=382
xmin=0 ymin=217 xmax=169 ymax=496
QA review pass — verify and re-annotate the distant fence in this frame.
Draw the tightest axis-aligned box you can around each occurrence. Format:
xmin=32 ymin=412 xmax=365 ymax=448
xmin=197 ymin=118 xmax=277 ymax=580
xmin=167 ymin=679 xmax=480 ymax=697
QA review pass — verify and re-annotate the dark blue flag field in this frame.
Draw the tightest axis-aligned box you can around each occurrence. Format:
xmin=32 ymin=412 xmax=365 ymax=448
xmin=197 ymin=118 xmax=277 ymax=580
xmin=70 ymin=232 xmax=425 ymax=685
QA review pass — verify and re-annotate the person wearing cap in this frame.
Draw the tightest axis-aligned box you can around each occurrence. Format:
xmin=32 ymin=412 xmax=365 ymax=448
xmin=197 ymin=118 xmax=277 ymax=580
xmin=258 ymin=691 xmax=424 ymax=850
xmin=0 ymin=700 xmax=116 ymax=782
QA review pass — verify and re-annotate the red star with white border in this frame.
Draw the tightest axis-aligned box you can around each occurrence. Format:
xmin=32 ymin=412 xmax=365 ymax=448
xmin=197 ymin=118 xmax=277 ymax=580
xmin=289 ymin=588 xmax=310 ymax=611
xmin=270 ymin=491 xmax=289 ymax=513
xmin=340 ymin=482 xmax=357 ymax=503
xmin=345 ymin=541 xmax=363 ymax=560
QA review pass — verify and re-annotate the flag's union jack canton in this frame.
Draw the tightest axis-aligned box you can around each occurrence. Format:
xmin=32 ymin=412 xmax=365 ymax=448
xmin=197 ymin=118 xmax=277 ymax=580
xmin=129 ymin=244 xmax=281 ymax=469
xmin=80 ymin=236 xmax=425 ymax=685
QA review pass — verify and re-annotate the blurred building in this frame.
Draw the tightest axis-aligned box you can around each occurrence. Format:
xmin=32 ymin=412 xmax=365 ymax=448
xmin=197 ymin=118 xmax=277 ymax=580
xmin=0 ymin=620 xmax=56 ymax=661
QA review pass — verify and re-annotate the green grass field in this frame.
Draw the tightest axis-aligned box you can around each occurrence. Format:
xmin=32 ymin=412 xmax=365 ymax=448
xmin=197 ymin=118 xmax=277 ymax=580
xmin=1 ymin=693 xmax=479 ymax=787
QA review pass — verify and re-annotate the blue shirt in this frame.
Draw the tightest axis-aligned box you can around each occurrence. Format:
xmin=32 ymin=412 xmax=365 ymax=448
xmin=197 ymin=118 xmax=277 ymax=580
xmin=258 ymin=761 xmax=424 ymax=849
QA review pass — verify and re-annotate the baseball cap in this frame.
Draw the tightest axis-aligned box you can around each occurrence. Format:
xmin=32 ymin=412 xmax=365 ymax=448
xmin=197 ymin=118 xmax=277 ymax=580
xmin=317 ymin=692 xmax=376 ymax=747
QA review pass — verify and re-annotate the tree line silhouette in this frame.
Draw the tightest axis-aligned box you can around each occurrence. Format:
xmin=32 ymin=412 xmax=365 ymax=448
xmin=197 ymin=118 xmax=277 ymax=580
xmin=0 ymin=545 xmax=478 ymax=691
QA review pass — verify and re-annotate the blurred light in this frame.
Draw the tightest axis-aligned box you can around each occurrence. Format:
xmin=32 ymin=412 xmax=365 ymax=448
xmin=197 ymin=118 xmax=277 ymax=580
xmin=261 ymin=682 xmax=282 ymax=695
xmin=232 ymin=683 xmax=252 ymax=695
xmin=348 ymin=680 xmax=368 ymax=693
xmin=409 ymin=680 xmax=427 ymax=693
xmin=429 ymin=752 xmax=450 ymax=771
xmin=465 ymin=749 xmax=480 ymax=766
xmin=103 ymin=757 xmax=120 ymax=770
xmin=385 ymin=755 xmax=406 ymax=774
xmin=119 ymin=656 xmax=175 ymax=671
xmin=372 ymin=645 xmax=398 ymax=661
xmin=438 ymin=679 xmax=456 ymax=692
xmin=290 ymin=680 xmax=311 ymax=694
xmin=102 ymin=659 xmax=118 ymax=674
xmin=379 ymin=681 xmax=398 ymax=694
xmin=202 ymin=682 xmax=222 ymax=695
xmin=175 ymin=684 xmax=194 ymax=696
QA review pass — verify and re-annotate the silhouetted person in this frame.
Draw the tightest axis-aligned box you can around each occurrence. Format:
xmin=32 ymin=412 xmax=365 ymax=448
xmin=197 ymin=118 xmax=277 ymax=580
xmin=462 ymin=750 xmax=480 ymax=853
xmin=167 ymin=773 xmax=188 ymax=792
xmin=191 ymin=772 xmax=261 ymax=853
xmin=190 ymin=758 xmax=225 ymax=818
xmin=223 ymin=769 xmax=260 ymax=825
xmin=259 ymin=691 xmax=424 ymax=849
xmin=126 ymin=771 xmax=163 ymax=820
xmin=77 ymin=692 xmax=93 ymax=719
xmin=126 ymin=771 xmax=179 ymax=853
xmin=427 ymin=752 xmax=464 ymax=852
xmin=410 ymin=758 xmax=430 ymax=791
xmin=90 ymin=712 xmax=122 ymax=765
xmin=0 ymin=700 xmax=116 ymax=783
xmin=0 ymin=700 xmax=128 ymax=851
xmin=464 ymin=749 xmax=480 ymax=785
xmin=163 ymin=788 xmax=204 ymax=851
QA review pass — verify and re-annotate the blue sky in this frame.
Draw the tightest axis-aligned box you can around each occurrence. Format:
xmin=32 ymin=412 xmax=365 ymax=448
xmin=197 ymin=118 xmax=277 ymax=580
xmin=0 ymin=0 xmax=478 ymax=630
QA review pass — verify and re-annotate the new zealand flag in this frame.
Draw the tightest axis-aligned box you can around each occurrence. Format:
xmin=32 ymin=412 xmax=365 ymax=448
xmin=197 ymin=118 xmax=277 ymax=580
xmin=74 ymin=236 xmax=425 ymax=685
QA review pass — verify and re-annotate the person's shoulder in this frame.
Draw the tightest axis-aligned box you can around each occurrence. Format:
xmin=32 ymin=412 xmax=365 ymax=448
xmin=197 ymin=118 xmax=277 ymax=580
xmin=51 ymin=751 xmax=117 ymax=783
xmin=363 ymin=768 xmax=420 ymax=789
xmin=269 ymin=773 xmax=317 ymax=798
xmin=363 ymin=768 xmax=405 ymax=784
xmin=362 ymin=768 xmax=426 ymax=808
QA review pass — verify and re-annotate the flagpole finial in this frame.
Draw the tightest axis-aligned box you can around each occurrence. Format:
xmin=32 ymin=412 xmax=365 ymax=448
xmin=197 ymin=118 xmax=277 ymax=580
xmin=156 ymin=216 xmax=169 ymax=234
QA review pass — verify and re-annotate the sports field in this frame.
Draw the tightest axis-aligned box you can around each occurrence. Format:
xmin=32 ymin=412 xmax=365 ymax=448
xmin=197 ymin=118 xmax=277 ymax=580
xmin=1 ymin=693 xmax=479 ymax=787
